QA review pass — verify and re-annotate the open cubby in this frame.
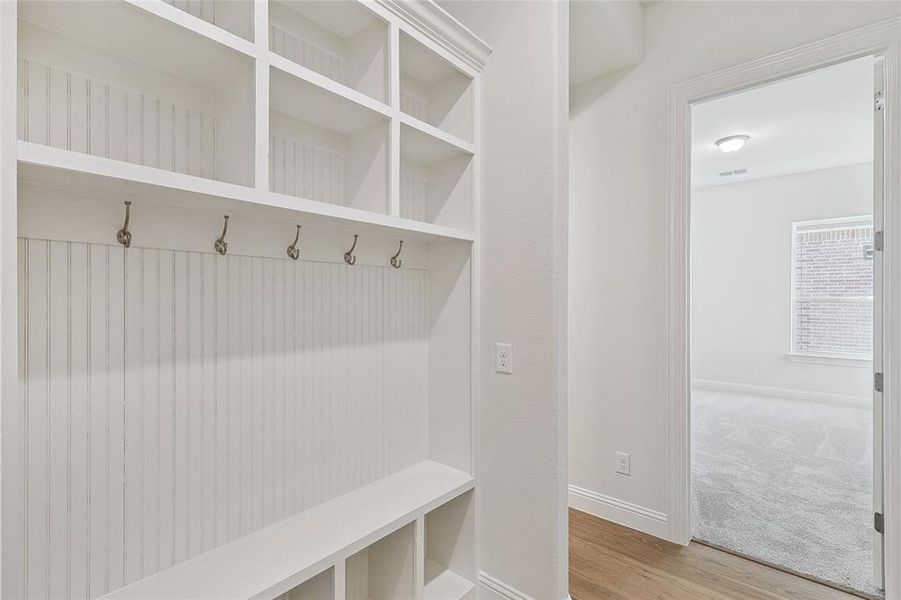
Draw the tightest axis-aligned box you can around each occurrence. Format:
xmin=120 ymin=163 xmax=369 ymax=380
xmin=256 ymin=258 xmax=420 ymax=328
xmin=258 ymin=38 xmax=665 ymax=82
xmin=163 ymin=0 xmax=254 ymax=41
xmin=400 ymin=124 xmax=473 ymax=229
xmin=346 ymin=523 xmax=415 ymax=600
xmin=400 ymin=33 xmax=473 ymax=142
xmin=16 ymin=1 xmax=255 ymax=187
xmin=277 ymin=568 xmax=334 ymax=600
xmin=270 ymin=66 xmax=389 ymax=214
xmin=425 ymin=491 xmax=475 ymax=600
xmin=270 ymin=0 xmax=388 ymax=103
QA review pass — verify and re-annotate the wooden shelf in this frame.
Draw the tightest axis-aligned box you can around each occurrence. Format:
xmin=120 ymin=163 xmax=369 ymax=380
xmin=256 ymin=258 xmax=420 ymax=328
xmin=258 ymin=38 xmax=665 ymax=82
xmin=400 ymin=113 xmax=474 ymax=160
xmin=269 ymin=52 xmax=393 ymax=121
xmin=19 ymin=0 xmax=251 ymax=89
xmin=99 ymin=461 xmax=473 ymax=600
xmin=125 ymin=0 xmax=258 ymax=60
xmin=424 ymin=559 xmax=475 ymax=600
xmin=269 ymin=0 xmax=389 ymax=104
xmin=17 ymin=142 xmax=475 ymax=243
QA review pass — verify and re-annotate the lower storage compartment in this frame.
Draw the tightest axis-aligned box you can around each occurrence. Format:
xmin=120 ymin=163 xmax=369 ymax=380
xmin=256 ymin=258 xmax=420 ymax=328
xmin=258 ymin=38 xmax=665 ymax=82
xmin=346 ymin=523 xmax=415 ymax=600
xmin=277 ymin=567 xmax=334 ymax=600
xmin=424 ymin=490 xmax=475 ymax=600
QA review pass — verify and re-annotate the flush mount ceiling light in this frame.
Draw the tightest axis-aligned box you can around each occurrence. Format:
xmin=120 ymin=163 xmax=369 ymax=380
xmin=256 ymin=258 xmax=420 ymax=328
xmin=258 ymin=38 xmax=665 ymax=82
xmin=715 ymin=134 xmax=750 ymax=153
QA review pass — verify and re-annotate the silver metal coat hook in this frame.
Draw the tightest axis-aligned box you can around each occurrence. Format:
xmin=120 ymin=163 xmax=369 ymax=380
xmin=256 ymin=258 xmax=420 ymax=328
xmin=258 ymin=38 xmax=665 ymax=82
xmin=214 ymin=215 xmax=230 ymax=255
xmin=344 ymin=234 xmax=358 ymax=266
xmin=390 ymin=240 xmax=404 ymax=269
xmin=287 ymin=225 xmax=301 ymax=261
xmin=116 ymin=200 xmax=132 ymax=248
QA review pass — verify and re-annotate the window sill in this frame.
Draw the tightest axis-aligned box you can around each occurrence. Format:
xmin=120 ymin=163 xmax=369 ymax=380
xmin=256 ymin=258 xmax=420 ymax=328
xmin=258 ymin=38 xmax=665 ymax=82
xmin=785 ymin=352 xmax=872 ymax=367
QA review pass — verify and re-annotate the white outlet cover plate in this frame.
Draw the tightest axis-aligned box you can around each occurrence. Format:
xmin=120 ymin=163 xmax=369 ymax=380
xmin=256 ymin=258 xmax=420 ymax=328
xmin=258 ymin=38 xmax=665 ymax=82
xmin=495 ymin=343 xmax=512 ymax=374
xmin=615 ymin=451 xmax=630 ymax=476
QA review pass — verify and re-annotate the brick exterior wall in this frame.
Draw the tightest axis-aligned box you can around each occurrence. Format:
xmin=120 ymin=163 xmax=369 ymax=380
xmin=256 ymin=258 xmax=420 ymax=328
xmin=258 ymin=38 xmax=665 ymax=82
xmin=793 ymin=221 xmax=873 ymax=357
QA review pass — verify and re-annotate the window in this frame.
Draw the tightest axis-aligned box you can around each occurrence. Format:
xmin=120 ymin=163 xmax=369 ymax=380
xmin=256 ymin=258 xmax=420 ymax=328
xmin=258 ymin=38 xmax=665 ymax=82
xmin=791 ymin=216 xmax=873 ymax=359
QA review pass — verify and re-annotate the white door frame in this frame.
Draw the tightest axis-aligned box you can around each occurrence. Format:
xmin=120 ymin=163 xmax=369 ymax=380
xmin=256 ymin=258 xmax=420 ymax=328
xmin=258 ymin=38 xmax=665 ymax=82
xmin=665 ymin=16 xmax=901 ymax=598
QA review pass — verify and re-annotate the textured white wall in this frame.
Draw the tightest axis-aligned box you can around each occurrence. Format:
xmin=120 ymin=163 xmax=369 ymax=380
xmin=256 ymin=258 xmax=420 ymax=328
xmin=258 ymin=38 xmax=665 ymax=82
xmin=692 ymin=164 xmax=873 ymax=399
xmin=438 ymin=2 xmax=569 ymax=599
xmin=570 ymin=1 xmax=901 ymax=528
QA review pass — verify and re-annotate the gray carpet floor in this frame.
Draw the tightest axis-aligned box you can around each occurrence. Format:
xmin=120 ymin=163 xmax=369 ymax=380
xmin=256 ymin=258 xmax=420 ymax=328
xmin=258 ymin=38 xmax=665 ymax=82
xmin=691 ymin=388 xmax=880 ymax=598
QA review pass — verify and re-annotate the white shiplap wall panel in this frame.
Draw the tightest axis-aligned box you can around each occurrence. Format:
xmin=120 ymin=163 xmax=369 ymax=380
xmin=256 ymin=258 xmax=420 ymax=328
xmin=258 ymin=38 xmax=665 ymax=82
xmin=17 ymin=239 xmax=428 ymax=599
xmin=400 ymin=90 xmax=428 ymax=124
xmin=345 ymin=548 xmax=369 ymax=600
xmin=163 ymin=0 xmax=216 ymax=28
xmin=270 ymin=132 xmax=345 ymax=206
xmin=270 ymin=24 xmax=346 ymax=86
xmin=400 ymin=162 xmax=428 ymax=222
xmin=17 ymin=59 xmax=217 ymax=180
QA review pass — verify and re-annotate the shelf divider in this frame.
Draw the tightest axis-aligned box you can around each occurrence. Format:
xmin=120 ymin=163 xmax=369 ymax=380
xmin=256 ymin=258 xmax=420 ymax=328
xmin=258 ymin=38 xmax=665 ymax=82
xmin=255 ymin=59 xmax=270 ymax=192
xmin=390 ymin=22 xmax=402 ymax=218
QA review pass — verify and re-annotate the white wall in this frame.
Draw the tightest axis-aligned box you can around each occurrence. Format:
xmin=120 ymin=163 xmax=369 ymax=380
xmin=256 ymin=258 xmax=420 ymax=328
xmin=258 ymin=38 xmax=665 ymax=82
xmin=569 ymin=1 xmax=901 ymax=534
xmin=692 ymin=164 xmax=872 ymax=399
xmin=439 ymin=2 xmax=569 ymax=599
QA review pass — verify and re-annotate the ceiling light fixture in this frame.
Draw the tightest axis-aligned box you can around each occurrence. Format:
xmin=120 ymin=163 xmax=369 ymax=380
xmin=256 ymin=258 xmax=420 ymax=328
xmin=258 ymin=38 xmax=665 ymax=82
xmin=715 ymin=134 xmax=750 ymax=153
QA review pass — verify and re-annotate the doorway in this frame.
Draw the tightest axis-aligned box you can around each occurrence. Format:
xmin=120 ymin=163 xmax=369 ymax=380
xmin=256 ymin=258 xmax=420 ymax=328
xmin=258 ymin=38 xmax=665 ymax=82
xmin=688 ymin=56 xmax=884 ymax=598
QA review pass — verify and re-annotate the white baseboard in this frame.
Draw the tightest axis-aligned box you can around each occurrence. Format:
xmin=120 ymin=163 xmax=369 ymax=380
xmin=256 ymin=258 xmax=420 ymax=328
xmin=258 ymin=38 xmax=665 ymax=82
xmin=568 ymin=485 xmax=669 ymax=540
xmin=478 ymin=572 xmax=535 ymax=600
xmin=692 ymin=378 xmax=870 ymax=409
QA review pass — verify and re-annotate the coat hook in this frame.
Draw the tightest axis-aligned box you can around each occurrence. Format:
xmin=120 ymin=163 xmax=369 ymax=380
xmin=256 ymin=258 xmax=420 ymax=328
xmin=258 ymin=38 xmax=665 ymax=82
xmin=344 ymin=234 xmax=358 ymax=266
xmin=287 ymin=225 xmax=301 ymax=261
xmin=390 ymin=240 xmax=404 ymax=269
xmin=116 ymin=200 xmax=132 ymax=248
xmin=214 ymin=215 xmax=230 ymax=255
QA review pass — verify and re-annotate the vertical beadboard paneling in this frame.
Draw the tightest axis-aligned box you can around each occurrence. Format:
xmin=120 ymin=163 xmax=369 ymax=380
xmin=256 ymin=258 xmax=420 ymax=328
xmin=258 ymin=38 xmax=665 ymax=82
xmin=123 ymin=248 xmax=142 ymax=586
xmin=400 ymin=90 xmax=428 ymax=122
xmin=346 ymin=549 xmax=369 ymax=600
xmin=400 ymin=163 xmax=429 ymax=222
xmin=17 ymin=59 xmax=218 ymax=181
xmin=107 ymin=246 xmax=126 ymax=594
xmin=68 ymin=243 xmax=90 ymax=600
xmin=140 ymin=249 xmax=160 ymax=579
xmin=269 ymin=133 xmax=346 ymax=205
xmin=163 ymin=0 xmax=215 ymax=25
xmin=24 ymin=239 xmax=48 ymax=600
xmin=269 ymin=24 xmax=347 ymax=85
xmin=19 ymin=241 xmax=428 ymax=599
xmin=156 ymin=251 xmax=176 ymax=574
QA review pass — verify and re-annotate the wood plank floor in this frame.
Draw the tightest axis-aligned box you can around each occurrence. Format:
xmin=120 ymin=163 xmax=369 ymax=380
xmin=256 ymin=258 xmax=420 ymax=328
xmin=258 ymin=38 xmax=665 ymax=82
xmin=569 ymin=508 xmax=861 ymax=600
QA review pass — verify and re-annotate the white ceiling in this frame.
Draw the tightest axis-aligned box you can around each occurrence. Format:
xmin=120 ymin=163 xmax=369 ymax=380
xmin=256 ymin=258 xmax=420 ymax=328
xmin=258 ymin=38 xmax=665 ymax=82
xmin=691 ymin=55 xmax=875 ymax=188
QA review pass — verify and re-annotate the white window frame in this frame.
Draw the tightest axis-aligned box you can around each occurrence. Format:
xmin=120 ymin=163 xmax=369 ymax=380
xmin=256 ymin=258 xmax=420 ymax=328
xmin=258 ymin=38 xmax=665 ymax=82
xmin=789 ymin=214 xmax=874 ymax=364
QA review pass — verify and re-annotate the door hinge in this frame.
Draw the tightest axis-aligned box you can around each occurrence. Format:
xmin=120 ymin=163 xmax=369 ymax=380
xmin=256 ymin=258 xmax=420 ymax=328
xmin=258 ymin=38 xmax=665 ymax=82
xmin=876 ymin=90 xmax=886 ymax=111
xmin=875 ymin=231 xmax=884 ymax=251
xmin=875 ymin=512 xmax=885 ymax=534
xmin=875 ymin=372 xmax=884 ymax=393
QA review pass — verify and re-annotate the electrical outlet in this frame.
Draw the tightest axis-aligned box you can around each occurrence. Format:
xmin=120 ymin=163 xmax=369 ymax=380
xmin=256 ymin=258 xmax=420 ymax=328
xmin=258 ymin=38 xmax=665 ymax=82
xmin=615 ymin=451 xmax=631 ymax=476
xmin=495 ymin=343 xmax=513 ymax=374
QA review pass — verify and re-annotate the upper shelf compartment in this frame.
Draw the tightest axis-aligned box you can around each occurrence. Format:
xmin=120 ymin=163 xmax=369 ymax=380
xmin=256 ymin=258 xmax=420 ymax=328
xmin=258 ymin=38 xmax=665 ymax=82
xmin=17 ymin=1 xmax=256 ymax=187
xmin=269 ymin=66 xmax=389 ymax=216
xmin=400 ymin=32 xmax=473 ymax=143
xmin=162 ymin=0 xmax=254 ymax=41
xmin=269 ymin=0 xmax=389 ymax=104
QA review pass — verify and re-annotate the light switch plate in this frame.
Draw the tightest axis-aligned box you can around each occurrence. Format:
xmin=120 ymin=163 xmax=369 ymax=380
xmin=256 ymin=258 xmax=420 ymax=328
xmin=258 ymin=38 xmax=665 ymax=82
xmin=496 ymin=343 xmax=512 ymax=374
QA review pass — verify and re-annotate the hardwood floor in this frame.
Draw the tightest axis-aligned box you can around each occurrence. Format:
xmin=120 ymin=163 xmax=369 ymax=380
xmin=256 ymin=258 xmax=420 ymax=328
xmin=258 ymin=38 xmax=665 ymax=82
xmin=569 ymin=508 xmax=861 ymax=600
